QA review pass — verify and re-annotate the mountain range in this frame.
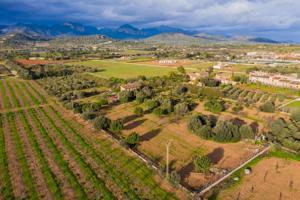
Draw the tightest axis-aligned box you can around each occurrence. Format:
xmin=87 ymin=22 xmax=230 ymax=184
xmin=0 ymin=22 xmax=281 ymax=44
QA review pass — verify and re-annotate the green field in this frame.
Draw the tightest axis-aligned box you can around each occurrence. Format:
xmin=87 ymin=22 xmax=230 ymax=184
xmin=239 ymin=83 xmax=298 ymax=98
xmin=68 ymin=60 xmax=195 ymax=79
xmin=285 ymin=100 xmax=300 ymax=108
xmin=68 ymin=60 xmax=176 ymax=78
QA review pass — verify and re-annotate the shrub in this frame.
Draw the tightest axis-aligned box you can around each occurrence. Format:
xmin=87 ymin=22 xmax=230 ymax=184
xmin=213 ymin=121 xmax=240 ymax=142
xmin=135 ymin=91 xmax=146 ymax=103
xmin=153 ymin=107 xmax=167 ymax=116
xmin=177 ymin=66 xmax=186 ymax=74
xmin=204 ymin=99 xmax=225 ymax=113
xmin=232 ymin=103 xmax=243 ymax=113
xmin=194 ymin=155 xmax=211 ymax=174
xmin=146 ymin=99 xmax=160 ymax=111
xmin=174 ymin=102 xmax=189 ymax=115
xmin=259 ymin=101 xmax=275 ymax=113
xmin=160 ymin=98 xmax=175 ymax=114
xmin=291 ymin=108 xmax=300 ymax=122
xmin=118 ymin=91 xmax=135 ymax=103
xmin=200 ymin=78 xmax=220 ymax=87
xmin=134 ymin=107 xmax=144 ymax=116
xmin=175 ymin=85 xmax=188 ymax=95
xmin=82 ymin=111 xmax=97 ymax=120
xmin=125 ymin=132 xmax=140 ymax=147
xmin=187 ymin=114 xmax=213 ymax=139
xmin=109 ymin=119 xmax=124 ymax=133
xmin=93 ymin=115 xmax=111 ymax=130
xmin=168 ymin=171 xmax=181 ymax=186
xmin=239 ymin=124 xmax=255 ymax=140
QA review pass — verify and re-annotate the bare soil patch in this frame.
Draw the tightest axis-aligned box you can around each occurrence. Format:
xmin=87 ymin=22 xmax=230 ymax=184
xmin=219 ymin=157 xmax=300 ymax=200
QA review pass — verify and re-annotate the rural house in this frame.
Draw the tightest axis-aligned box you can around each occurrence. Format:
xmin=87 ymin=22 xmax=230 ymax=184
xmin=120 ymin=82 xmax=142 ymax=92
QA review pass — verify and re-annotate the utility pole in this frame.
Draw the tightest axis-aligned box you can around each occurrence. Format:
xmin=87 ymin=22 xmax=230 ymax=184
xmin=166 ymin=140 xmax=172 ymax=179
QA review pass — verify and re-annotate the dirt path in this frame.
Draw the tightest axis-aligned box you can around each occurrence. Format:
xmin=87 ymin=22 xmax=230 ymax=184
xmin=14 ymin=113 xmax=53 ymax=199
xmin=23 ymin=110 xmax=77 ymax=200
xmin=3 ymin=114 xmax=27 ymax=198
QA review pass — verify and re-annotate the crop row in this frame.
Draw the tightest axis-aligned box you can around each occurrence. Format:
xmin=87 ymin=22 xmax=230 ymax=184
xmin=33 ymin=108 xmax=116 ymax=200
xmin=0 ymin=80 xmax=11 ymax=109
xmin=6 ymin=112 xmax=39 ymax=199
xmin=223 ymin=85 xmax=285 ymax=104
xmin=40 ymin=106 xmax=140 ymax=200
xmin=27 ymin=108 xmax=89 ymax=199
xmin=48 ymin=105 xmax=176 ymax=200
xmin=0 ymin=113 xmax=14 ymax=199
xmin=0 ymin=79 xmax=48 ymax=110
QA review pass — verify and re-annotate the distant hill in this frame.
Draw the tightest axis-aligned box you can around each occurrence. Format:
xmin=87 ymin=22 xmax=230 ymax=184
xmin=0 ymin=22 xmax=196 ymax=40
xmin=144 ymin=32 xmax=281 ymax=45
xmin=0 ymin=32 xmax=50 ymax=47
xmin=0 ymin=22 xmax=282 ymax=44
xmin=144 ymin=33 xmax=212 ymax=45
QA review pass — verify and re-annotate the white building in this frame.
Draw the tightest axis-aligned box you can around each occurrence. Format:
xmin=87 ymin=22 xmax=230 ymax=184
xmin=213 ymin=62 xmax=230 ymax=70
xmin=158 ymin=60 xmax=177 ymax=64
xmin=249 ymin=71 xmax=300 ymax=89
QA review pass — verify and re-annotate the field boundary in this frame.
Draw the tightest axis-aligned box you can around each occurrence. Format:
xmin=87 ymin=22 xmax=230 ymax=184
xmin=195 ymin=145 xmax=270 ymax=199
xmin=98 ymin=128 xmax=195 ymax=197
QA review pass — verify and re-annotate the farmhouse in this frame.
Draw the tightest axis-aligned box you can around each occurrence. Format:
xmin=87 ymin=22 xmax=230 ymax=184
xmin=215 ymin=72 xmax=236 ymax=85
xmin=249 ymin=71 xmax=300 ymax=89
xmin=213 ymin=62 xmax=230 ymax=70
xmin=120 ymin=82 xmax=142 ymax=92
xmin=187 ymin=71 xmax=209 ymax=81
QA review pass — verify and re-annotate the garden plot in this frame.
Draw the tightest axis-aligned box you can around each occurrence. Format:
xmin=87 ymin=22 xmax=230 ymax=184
xmin=105 ymin=103 xmax=260 ymax=190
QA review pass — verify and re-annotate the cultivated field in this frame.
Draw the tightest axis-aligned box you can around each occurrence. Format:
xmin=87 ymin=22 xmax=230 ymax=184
xmin=218 ymin=152 xmax=300 ymax=200
xmin=0 ymin=78 xmax=47 ymax=111
xmin=67 ymin=60 xmax=196 ymax=79
xmin=104 ymin=103 xmax=260 ymax=190
xmin=0 ymin=78 xmax=180 ymax=200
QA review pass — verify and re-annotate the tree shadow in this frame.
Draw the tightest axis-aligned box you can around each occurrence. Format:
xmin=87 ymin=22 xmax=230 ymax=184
xmin=231 ymin=117 xmax=246 ymax=127
xmin=140 ymin=128 xmax=161 ymax=141
xmin=206 ymin=147 xmax=224 ymax=165
xmin=124 ymin=119 xmax=146 ymax=130
xmin=122 ymin=114 xmax=139 ymax=123
xmin=250 ymin=122 xmax=259 ymax=134
xmin=178 ymin=161 xmax=195 ymax=188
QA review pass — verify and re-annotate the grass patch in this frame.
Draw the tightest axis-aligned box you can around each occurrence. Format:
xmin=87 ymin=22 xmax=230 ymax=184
xmin=67 ymin=60 xmax=187 ymax=79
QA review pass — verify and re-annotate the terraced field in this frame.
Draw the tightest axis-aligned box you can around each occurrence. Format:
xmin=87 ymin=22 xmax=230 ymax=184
xmin=0 ymin=77 xmax=178 ymax=199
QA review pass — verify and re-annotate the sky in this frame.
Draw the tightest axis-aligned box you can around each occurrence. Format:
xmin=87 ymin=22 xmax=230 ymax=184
xmin=1 ymin=0 xmax=300 ymax=42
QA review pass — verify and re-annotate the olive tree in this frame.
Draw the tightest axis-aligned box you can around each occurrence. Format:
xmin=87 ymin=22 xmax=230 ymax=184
xmin=194 ymin=155 xmax=211 ymax=174
xmin=213 ymin=121 xmax=240 ymax=142
xmin=126 ymin=132 xmax=140 ymax=147
xmin=93 ymin=115 xmax=111 ymax=131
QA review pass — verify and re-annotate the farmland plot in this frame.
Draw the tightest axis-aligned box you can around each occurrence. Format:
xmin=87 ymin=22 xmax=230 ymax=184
xmin=0 ymin=78 xmax=179 ymax=199
xmin=0 ymin=78 xmax=47 ymax=111
xmin=105 ymin=103 xmax=259 ymax=190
